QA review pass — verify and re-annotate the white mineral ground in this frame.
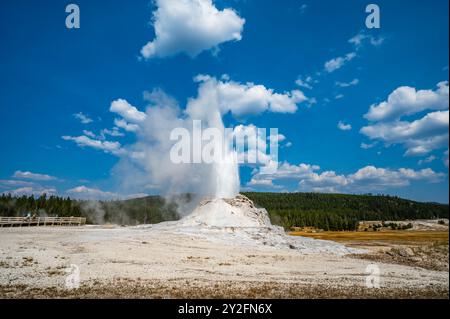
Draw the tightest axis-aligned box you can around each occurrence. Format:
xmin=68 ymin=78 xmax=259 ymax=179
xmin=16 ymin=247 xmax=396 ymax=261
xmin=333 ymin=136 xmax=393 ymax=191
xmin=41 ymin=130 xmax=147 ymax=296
xmin=0 ymin=195 xmax=448 ymax=298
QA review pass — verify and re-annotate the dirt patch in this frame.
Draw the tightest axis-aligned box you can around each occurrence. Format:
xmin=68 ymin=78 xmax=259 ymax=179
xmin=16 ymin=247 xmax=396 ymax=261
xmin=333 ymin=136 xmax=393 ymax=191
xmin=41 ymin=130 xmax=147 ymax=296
xmin=0 ymin=279 xmax=447 ymax=299
xmin=350 ymin=242 xmax=449 ymax=272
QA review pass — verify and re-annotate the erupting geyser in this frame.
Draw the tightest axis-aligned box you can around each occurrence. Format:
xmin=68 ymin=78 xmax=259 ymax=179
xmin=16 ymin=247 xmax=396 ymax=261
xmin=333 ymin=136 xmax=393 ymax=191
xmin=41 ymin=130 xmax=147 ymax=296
xmin=149 ymin=194 xmax=359 ymax=255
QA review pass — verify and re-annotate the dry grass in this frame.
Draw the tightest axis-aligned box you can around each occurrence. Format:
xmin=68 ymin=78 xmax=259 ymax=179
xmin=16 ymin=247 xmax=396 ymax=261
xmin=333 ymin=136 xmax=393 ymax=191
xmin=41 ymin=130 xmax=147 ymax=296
xmin=289 ymin=230 xmax=449 ymax=244
xmin=290 ymin=230 xmax=449 ymax=272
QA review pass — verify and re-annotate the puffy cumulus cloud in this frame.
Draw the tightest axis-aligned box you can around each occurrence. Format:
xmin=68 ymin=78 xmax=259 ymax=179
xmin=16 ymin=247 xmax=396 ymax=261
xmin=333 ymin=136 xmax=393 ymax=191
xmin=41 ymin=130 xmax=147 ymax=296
xmin=189 ymin=75 xmax=308 ymax=117
xmin=249 ymin=162 xmax=320 ymax=182
xmin=364 ymin=81 xmax=449 ymax=122
xmin=13 ymin=170 xmax=56 ymax=181
xmin=140 ymin=0 xmax=245 ymax=59
xmin=62 ymin=135 xmax=125 ymax=156
xmin=361 ymin=110 xmax=448 ymax=143
xmin=361 ymin=110 xmax=449 ymax=156
xmin=248 ymin=162 xmax=445 ymax=193
xmin=110 ymin=99 xmax=146 ymax=123
xmin=361 ymin=82 xmax=449 ymax=157
xmin=324 ymin=52 xmax=356 ymax=73
xmin=337 ymin=121 xmax=352 ymax=131
xmin=346 ymin=166 xmax=445 ymax=190
xmin=73 ymin=112 xmax=93 ymax=124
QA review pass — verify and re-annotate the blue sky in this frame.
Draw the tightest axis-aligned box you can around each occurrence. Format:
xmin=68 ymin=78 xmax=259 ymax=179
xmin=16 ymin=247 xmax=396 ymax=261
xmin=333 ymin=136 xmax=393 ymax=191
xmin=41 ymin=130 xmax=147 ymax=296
xmin=0 ymin=0 xmax=448 ymax=203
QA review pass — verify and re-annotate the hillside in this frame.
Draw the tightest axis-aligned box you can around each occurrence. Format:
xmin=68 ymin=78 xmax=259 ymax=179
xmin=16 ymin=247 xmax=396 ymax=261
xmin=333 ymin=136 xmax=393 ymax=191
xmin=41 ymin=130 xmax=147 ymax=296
xmin=244 ymin=192 xmax=449 ymax=230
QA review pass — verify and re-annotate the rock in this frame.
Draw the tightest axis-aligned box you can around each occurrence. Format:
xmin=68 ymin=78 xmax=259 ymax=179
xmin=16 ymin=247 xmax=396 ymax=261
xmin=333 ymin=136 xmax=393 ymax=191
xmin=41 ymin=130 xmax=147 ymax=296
xmin=397 ymin=247 xmax=415 ymax=257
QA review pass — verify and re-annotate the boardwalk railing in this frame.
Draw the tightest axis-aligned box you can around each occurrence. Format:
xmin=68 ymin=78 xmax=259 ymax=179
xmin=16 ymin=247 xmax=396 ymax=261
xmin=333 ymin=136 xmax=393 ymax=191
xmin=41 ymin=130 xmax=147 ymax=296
xmin=0 ymin=216 xmax=86 ymax=227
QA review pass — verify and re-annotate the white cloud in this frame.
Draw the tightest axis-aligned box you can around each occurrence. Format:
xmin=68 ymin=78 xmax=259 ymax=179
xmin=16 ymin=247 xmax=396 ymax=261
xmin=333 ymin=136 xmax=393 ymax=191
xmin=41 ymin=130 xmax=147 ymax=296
xmin=268 ymin=133 xmax=286 ymax=144
xmin=336 ymin=78 xmax=359 ymax=87
xmin=62 ymin=135 xmax=125 ymax=156
xmin=361 ymin=82 xmax=449 ymax=157
xmin=249 ymin=162 xmax=446 ymax=193
xmin=13 ymin=171 xmax=56 ymax=181
xmin=360 ymin=142 xmax=377 ymax=149
xmin=295 ymin=75 xmax=315 ymax=89
xmin=335 ymin=94 xmax=344 ymax=100
xmin=66 ymin=186 xmax=120 ymax=200
xmin=114 ymin=118 xmax=140 ymax=133
xmin=324 ymin=52 xmax=356 ymax=73
xmin=249 ymin=162 xmax=321 ymax=182
xmin=82 ymin=130 xmax=97 ymax=138
xmin=140 ymin=0 xmax=245 ymax=59
xmin=349 ymin=31 xmax=384 ymax=49
xmin=0 ymin=179 xmax=34 ymax=187
xmin=418 ymin=155 xmax=436 ymax=165
xmin=73 ymin=112 xmax=93 ymax=124
xmin=110 ymin=99 xmax=146 ymax=123
xmin=247 ymin=178 xmax=275 ymax=187
xmin=361 ymin=110 xmax=449 ymax=156
xmin=364 ymin=81 xmax=449 ymax=122
xmin=349 ymin=166 xmax=444 ymax=188
xmin=189 ymin=75 xmax=308 ymax=117
xmin=101 ymin=127 xmax=125 ymax=138
xmin=337 ymin=121 xmax=352 ymax=131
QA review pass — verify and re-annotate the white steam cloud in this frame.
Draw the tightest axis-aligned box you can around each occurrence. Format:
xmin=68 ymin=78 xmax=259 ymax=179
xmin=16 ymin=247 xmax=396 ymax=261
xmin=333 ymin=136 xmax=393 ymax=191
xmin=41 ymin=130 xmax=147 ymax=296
xmin=112 ymin=87 xmax=240 ymax=201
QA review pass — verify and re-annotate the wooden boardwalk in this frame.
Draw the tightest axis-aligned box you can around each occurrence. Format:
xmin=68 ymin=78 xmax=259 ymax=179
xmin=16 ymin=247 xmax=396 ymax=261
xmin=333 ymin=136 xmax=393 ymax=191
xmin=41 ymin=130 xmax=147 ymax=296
xmin=0 ymin=216 xmax=86 ymax=227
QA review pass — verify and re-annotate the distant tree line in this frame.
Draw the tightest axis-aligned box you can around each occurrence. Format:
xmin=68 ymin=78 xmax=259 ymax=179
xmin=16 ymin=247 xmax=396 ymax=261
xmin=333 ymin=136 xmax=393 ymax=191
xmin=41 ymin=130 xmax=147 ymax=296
xmin=0 ymin=193 xmax=82 ymax=217
xmin=243 ymin=192 xmax=449 ymax=231
xmin=1 ymin=192 xmax=448 ymax=231
xmin=0 ymin=193 xmax=179 ymax=225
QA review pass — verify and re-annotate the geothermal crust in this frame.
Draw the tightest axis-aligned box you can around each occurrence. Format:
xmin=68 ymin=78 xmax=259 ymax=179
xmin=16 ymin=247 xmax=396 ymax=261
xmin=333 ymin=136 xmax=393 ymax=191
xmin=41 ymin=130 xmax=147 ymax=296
xmin=147 ymin=195 xmax=360 ymax=255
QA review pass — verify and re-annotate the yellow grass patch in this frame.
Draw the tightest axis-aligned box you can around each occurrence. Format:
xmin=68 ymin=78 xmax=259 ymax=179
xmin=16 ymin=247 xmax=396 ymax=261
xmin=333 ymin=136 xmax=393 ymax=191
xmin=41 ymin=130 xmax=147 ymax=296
xmin=289 ymin=230 xmax=449 ymax=244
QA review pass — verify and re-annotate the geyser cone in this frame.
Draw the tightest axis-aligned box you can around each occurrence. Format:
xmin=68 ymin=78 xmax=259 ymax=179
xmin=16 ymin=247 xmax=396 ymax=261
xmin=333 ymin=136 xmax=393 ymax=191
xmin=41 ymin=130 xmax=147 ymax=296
xmin=178 ymin=195 xmax=272 ymax=228
xmin=167 ymin=194 xmax=361 ymax=255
